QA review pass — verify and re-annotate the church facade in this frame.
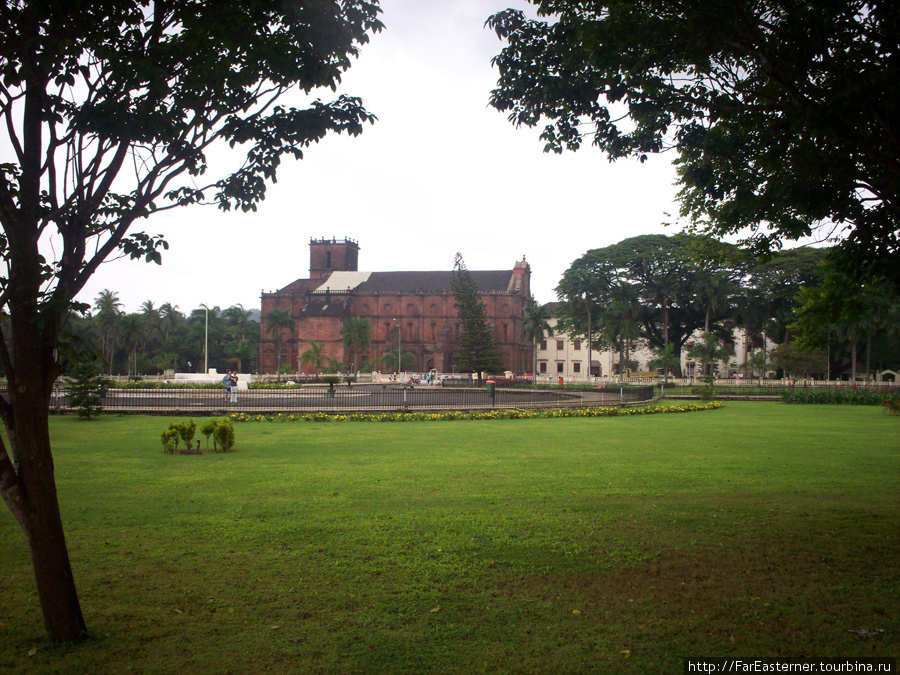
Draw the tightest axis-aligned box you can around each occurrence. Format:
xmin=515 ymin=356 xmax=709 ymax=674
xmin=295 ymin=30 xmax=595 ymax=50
xmin=259 ymin=238 xmax=535 ymax=375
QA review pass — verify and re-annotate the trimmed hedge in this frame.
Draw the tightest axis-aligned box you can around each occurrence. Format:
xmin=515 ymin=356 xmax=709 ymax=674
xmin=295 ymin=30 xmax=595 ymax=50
xmin=781 ymin=387 xmax=899 ymax=406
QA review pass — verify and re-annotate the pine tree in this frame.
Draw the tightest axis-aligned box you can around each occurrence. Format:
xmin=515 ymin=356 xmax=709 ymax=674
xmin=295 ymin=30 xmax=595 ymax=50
xmin=66 ymin=358 xmax=112 ymax=421
xmin=451 ymin=254 xmax=502 ymax=384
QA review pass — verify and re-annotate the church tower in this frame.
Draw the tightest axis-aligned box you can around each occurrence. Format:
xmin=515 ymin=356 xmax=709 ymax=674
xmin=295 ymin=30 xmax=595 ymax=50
xmin=309 ymin=237 xmax=360 ymax=280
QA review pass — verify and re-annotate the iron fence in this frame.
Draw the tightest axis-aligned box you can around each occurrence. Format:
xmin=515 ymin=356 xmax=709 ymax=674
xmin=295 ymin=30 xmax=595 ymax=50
xmin=25 ymin=384 xmax=657 ymax=414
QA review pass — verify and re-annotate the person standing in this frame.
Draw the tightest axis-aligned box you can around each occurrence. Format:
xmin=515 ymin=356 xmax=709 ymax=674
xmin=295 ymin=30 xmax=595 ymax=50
xmin=222 ymin=371 xmax=232 ymax=402
xmin=230 ymin=372 xmax=239 ymax=403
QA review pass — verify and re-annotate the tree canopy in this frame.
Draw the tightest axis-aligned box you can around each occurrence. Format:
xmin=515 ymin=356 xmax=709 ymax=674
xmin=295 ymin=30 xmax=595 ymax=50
xmin=0 ymin=0 xmax=382 ymax=643
xmin=555 ymin=234 xmax=828 ymax=375
xmin=488 ymin=0 xmax=899 ymax=288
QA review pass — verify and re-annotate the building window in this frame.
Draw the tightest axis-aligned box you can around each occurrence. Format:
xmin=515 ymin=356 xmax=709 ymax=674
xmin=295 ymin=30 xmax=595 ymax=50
xmin=503 ymin=324 xmax=508 ymax=340
xmin=556 ymin=339 xmax=564 ymax=350
xmin=556 ymin=362 xmax=564 ymax=373
xmin=384 ymin=303 xmax=391 ymax=311
xmin=574 ymin=340 xmax=581 ymax=350
xmin=540 ymin=340 xmax=547 ymax=350
xmin=539 ymin=362 xmax=547 ymax=373
xmin=431 ymin=323 xmax=437 ymax=341
xmin=326 ymin=251 xmax=332 ymax=268
xmin=573 ymin=362 xmax=581 ymax=373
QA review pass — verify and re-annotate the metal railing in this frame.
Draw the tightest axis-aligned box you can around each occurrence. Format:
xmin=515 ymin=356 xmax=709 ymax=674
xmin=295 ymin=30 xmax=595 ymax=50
xmin=28 ymin=385 xmax=657 ymax=414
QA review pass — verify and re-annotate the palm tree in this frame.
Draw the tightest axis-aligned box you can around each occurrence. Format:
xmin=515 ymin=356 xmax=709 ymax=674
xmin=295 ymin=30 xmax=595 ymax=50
xmin=558 ymin=268 xmax=603 ymax=379
xmin=117 ymin=313 xmax=144 ymax=377
xmin=159 ymin=302 xmax=182 ymax=345
xmin=300 ymin=340 xmax=327 ymax=376
xmin=381 ymin=348 xmax=415 ymax=373
xmin=696 ymin=271 xmax=735 ymax=333
xmin=520 ymin=304 xmax=554 ymax=379
xmin=744 ymin=351 xmax=772 ymax=382
xmin=262 ymin=307 xmax=295 ymax=373
xmin=93 ymin=289 xmax=122 ymax=373
xmin=647 ymin=344 xmax=680 ymax=381
xmin=602 ymin=282 xmax=641 ymax=375
xmin=340 ymin=315 xmax=371 ymax=373
xmin=687 ymin=332 xmax=735 ymax=378
xmin=222 ymin=305 xmax=257 ymax=372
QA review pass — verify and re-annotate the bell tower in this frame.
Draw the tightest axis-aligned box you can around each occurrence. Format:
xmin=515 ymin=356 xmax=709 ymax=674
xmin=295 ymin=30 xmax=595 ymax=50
xmin=309 ymin=237 xmax=360 ymax=280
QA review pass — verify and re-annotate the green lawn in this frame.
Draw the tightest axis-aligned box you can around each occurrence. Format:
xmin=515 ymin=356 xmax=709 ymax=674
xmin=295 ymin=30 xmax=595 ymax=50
xmin=1 ymin=402 xmax=897 ymax=674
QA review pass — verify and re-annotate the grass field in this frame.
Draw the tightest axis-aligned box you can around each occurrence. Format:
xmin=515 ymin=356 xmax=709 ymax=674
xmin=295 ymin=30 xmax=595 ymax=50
xmin=1 ymin=402 xmax=897 ymax=674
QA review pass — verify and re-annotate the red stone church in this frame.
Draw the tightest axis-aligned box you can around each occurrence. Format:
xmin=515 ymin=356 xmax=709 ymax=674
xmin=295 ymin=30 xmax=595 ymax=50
xmin=259 ymin=238 xmax=535 ymax=375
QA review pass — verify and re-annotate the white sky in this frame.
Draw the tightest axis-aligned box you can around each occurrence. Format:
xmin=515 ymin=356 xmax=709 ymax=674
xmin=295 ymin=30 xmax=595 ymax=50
xmin=74 ymin=0 xmax=683 ymax=315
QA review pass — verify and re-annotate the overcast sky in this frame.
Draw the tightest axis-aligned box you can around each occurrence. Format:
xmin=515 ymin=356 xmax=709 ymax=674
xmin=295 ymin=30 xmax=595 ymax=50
xmin=74 ymin=0 xmax=683 ymax=315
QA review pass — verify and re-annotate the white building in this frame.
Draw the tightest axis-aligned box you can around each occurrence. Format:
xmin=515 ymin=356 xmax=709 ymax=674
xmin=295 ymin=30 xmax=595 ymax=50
xmin=533 ymin=307 xmax=774 ymax=382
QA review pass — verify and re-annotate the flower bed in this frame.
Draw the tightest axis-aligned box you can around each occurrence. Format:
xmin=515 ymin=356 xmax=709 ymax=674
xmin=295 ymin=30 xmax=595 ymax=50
xmin=229 ymin=401 xmax=722 ymax=424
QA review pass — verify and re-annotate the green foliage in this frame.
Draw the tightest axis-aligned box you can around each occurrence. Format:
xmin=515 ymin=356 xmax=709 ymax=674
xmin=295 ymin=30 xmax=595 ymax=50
xmin=66 ymin=357 xmax=112 ymax=420
xmin=213 ymin=417 xmax=236 ymax=452
xmin=160 ymin=428 xmax=179 ymax=454
xmin=200 ymin=420 xmax=217 ymax=450
xmin=451 ymin=253 xmax=502 ymax=378
xmin=380 ymin=348 xmax=415 ymax=372
xmin=161 ymin=419 xmax=198 ymax=454
xmin=263 ymin=308 xmax=296 ymax=374
xmin=340 ymin=316 xmax=371 ymax=373
xmin=687 ymin=333 xmax=735 ymax=377
xmin=771 ymin=343 xmax=828 ymax=379
xmin=198 ymin=417 xmax=236 ymax=452
xmin=647 ymin=344 xmax=679 ymax=378
xmin=488 ymin=1 xmax=899 ymax=289
xmin=299 ymin=340 xmax=327 ymax=376
xmin=555 ymin=234 xmax=746 ymax=373
xmin=781 ymin=387 xmax=898 ymax=406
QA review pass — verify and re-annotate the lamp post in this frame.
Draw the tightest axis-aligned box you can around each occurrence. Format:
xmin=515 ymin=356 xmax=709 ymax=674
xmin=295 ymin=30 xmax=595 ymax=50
xmin=203 ymin=306 xmax=208 ymax=374
xmin=394 ymin=318 xmax=402 ymax=377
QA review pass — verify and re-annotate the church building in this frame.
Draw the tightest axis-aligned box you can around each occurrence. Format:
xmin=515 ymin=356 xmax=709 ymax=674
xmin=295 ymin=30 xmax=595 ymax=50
xmin=259 ymin=238 xmax=534 ymax=375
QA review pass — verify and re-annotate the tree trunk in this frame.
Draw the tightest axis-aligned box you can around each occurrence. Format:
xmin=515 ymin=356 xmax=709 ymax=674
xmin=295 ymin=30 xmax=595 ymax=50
xmin=1 ymin=340 xmax=87 ymax=642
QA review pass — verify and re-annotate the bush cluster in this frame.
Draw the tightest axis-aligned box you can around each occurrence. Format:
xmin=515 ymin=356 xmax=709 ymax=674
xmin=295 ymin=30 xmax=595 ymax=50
xmin=161 ymin=417 xmax=236 ymax=453
xmin=161 ymin=419 xmax=197 ymax=453
xmin=780 ymin=387 xmax=899 ymax=406
xmin=200 ymin=417 xmax=236 ymax=451
xmin=228 ymin=402 xmax=722 ymax=424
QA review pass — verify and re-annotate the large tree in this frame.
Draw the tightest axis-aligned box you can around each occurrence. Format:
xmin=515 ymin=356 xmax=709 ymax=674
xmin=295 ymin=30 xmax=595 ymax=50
xmin=488 ymin=1 xmax=899 ymax=289
xmin=450 ymin=253 xmax=502 ymax=383
xmin=0 ymin=0 xmax=382 ymax=642
xmin=556 ymin=234 xmax=744 ymax=375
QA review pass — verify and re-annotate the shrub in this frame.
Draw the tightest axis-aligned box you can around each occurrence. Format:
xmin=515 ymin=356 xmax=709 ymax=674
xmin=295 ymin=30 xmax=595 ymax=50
xmin=200 ymin=420 xmax=217 ymax=449
xmin=160 ymin=427 xmax=179 ymax=454
xmin=213 ymin=417 xmax=236 ymax=451
xmin=781 ymin=387 xmax=898 ymax=406
xmin=161 ymin=419 xmax=200 ymax=454
xmin=177 ymin=419 xmax=196 ymax=448
xmin=66 ymin=358 xmax=112 ymax=420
